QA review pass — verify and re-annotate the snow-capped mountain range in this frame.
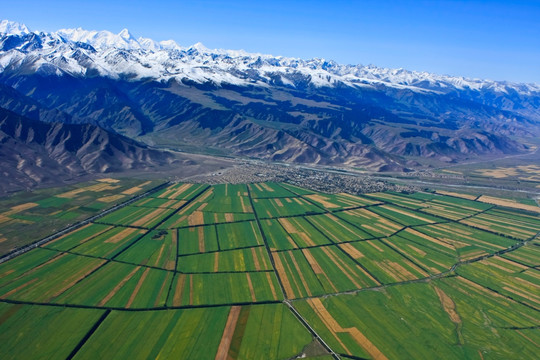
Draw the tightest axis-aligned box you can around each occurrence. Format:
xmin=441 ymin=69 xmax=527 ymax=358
xmin=1 ymin=20 xmax=538 ymax=94
xmin=1 ymin=19 xmax=539 ymax=173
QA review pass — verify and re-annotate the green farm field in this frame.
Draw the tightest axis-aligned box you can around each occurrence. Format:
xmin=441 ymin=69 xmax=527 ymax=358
xmin=0 ymin=178 xmax=164 ymax=255
xmin=0 ymin=181 xmax=539 ymax=359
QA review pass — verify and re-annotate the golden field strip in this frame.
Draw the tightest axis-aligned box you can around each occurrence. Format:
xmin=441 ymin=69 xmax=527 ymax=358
xmin=1 ymin=182 xmax=539 ymax=359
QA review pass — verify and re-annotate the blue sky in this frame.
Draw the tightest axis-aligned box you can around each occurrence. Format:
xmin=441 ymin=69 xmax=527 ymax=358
xmin=3 ymin=0 xmax=540 ymax=83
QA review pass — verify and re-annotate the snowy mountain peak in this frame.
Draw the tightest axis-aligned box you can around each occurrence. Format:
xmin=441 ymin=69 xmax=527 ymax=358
xmin=189 ymin=42 xmax=209 ymax=53
xmin=0 ymin=20 xmax=30 ymax=35
xmin=0 ymin=20 xmax=538 ymax=95
xmin=158 ymin=39 xmax=182 ymax=51
xmin=118 ymin=28 xmax=133 ymax=40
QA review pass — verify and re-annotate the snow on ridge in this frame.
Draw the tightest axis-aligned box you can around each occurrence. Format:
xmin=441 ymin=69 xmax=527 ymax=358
xmin=0 ymin=20 xmax=30 ymax=35
xmin=0 ymin=19 xmax=538 ymax=94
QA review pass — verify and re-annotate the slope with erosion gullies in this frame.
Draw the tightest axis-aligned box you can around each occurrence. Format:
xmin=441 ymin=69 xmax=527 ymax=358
xmin=0 ymin=74 xmax=153 ymax=137
xmin=1 ymin=71 xmax=533 ymax=169
xmin=0 ymin=107 xmax=175 ymax=192
xmin=136 ymin=80 xmax=534 ymax=165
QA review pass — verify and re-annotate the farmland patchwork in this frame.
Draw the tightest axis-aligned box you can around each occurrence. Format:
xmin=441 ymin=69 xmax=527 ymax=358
xmin=0 ymin=183 xmax=539 ymax=359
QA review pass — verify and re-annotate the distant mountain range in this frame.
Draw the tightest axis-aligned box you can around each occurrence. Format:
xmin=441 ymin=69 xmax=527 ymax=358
xmin=1 ymin=20 xmax=539 ymax=172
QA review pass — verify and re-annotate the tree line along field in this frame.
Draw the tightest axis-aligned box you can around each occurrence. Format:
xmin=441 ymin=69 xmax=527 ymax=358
xmin=0 ymin=181 xmax=539 ymax=359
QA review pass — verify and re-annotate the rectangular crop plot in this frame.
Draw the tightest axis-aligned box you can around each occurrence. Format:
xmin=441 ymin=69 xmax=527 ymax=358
xmin=457 ymin=257 xmax=540 ymax=310
xmin=278 ymin=182 xmax=315 ymax=195
xmin=252 ymin=197 xmax=324 ymax=218
xmin=408 ymin=192 xmax=491 ymax=220
xmin=73 ymin=304 xmax=311 ymax=360
xmin=161 ymin=207 xmax=254 ymax=228
xmin=304 ymin=192 xmax=381 ymax=210
xmin=167 ymin=271 xmax=282 ymax=306
xmin=158 ymin=187 xmax=254 ymax=228
xmin=0 ymin=179 xmax=161 ymax=256
xmin=395 ymin=227 xmax=460 ymax=262
xmin=69 ymin=226 xmax=147 ymax=259
xmin=0 ymin=303 xmax=105 ymax=360
xmin=382 ymin=234 xmax=456 ymax=275
xmin=277 ymin=217 xmax=332 ymax=247
xmin=44 ymin=223 xmax=114 ymax=251
xmin=335 ymin=208 xmax=404 ymax=238
xmin=218 ymin=304 xmax=312 ymax=360
xmin=72 ymin=307 xmax=230 ymax=359
xmin=502 ymin=242 xmax=540 ymax=267
xmin=177 ymin=246 xmax=272 ymax=272
xmin=249 ymin=182 xmax=296 ymax=198
xmin=203 ymin=183 xmax=253 ymax=213
xmin=273 ymin=246 xmax=379 ymax=299
xmin=477 ymin=195 xmax=540 ymax=214
xmin=115 ymin=230 xmax=177 ymax=270
xmin=306 ymin=213 xmax=373 ymax=242
xmin=151 ymin=183 xmax=208 ymax=200
xmin=97 ymin=205 xmax=174 ymax=228
xmin=0 ymin=252 xmax=106 ymax=303
xmin=304 ymin=246 xmax=380 ymax=292
xmin=369 ymin=204 xmax=442 ymax=226
xmin=415 ymin=222 xmax=517 ymax=261
xmin=260 ymin=218 xmax=299 ymax=251
xmin=216 ymin=221 xmax=264 ymax=250
xmin=460 ymin=208 xmax=540 ymax=240
xmin=340 ymin=240 xmax=428 ymax=283
xmin=0 ymin=247 xmax=63 ymax=284
xmin=365 ymin=192 xmax=427 ymax=209
xmin=55 ymin=262 xmax=173 ymax=308
xmin=294 ymin=276 xmax=540 ymax=359
xmin=177 ymin=225 xmax=219 ymax=255
xmin=130 ymin=197 xmax=186 ymax=209
xmin=272 ymin=250 xmax=325 ymax=298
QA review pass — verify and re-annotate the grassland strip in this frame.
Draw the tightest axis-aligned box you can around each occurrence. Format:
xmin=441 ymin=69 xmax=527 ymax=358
xmin=0 ymin=181 xmax=170 ymax=265
xmin=247 ymin=186 xmax=286 ymax=299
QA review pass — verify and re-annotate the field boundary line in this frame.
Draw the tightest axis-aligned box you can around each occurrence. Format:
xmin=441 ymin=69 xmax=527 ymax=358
xmin=65 ymin=309 xmax=111 ymax=360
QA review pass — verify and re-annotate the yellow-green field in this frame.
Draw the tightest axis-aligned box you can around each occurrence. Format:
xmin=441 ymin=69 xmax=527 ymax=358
xmin=0 ymin=183 xmax=539 ymax=359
